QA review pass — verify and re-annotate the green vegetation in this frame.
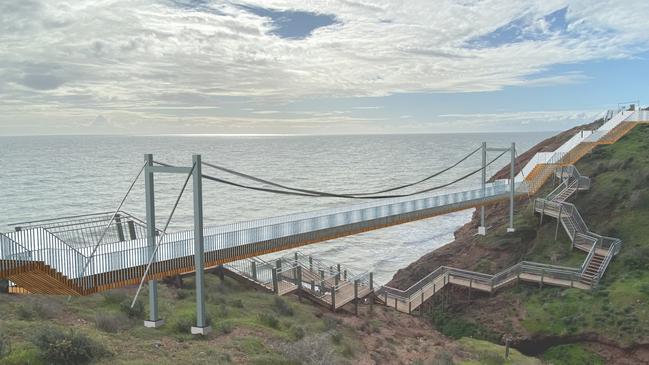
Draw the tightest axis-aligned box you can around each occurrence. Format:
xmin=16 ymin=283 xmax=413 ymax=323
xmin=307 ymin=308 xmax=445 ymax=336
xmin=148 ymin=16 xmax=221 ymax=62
xmin=459 ymin=125 xmax=649 ymax=349
xmin=542 ymin=344 xmax=604 ymax=365
xmin=0 ymin=274 xmax=351 ymax=365
xmin=456 ymin=338 xmax=542 ymax=365
xmin=429 ymin=308 xmax=499 ymax=342
xmin=519 ymin=125 xmax=649 ymax=344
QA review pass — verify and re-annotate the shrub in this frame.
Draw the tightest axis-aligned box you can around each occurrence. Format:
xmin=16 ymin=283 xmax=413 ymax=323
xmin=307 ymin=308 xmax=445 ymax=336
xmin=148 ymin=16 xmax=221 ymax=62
xmin=173 ymin=317 xmax=194 ymax=333
xmin=102 ymin=291 xmax=128 ymax=306
xmin=16 ymin=300 xmax=56 ymax=321
xmin=120 ymin=299 xmax=144 ymax=319
xmin=0 ymin=335 xmax=10 ymax=358
xmin=216 ymin=321 xmax=233 ymax=335
xmin=430 ymin=351 xmax=455 ymax=365
xmin=31 ymin=327 xmax=109 ymax=365
xmin=95 ymin=313 xmax=128 ymax=333
xmin=175 ymin=289 xmax=189 ymax=300
xmin=278 ymin=334 xmax=339 ymax=365
xmin=16 ymin=305 xmax=37 ymax=321
xmin=258 ymin=312 xmax=280 ymax=329
xmin=272 ymin=297 xmax=294 ymax=316
xmin=289 ymin=325 xmax=305 ymax=340
xmin=330 ymin=331 xmax=343 ymax=345
xmin=1 ymin=347 xmax=44 ymax=365
xmin=173 ymin=314 xmax=212 ymax=333
xmin=230 ymin=299 xmax=244 ymax=308
xmin=322 ymin=316 xmax=339 ymax=331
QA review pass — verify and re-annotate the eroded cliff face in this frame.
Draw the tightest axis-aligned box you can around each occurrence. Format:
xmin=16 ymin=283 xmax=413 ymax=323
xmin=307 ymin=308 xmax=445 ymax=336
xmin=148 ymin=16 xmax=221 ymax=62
xmin=387 ymin=119 xmax=603 ymax=290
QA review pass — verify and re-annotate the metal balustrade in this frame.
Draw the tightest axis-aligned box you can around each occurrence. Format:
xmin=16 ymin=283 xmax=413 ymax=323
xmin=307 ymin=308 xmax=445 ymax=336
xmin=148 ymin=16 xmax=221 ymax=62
xmin=1 ymin=180 xmax=521 ymax=294
xmin=379 ymin=163 xmax=622 ymax=314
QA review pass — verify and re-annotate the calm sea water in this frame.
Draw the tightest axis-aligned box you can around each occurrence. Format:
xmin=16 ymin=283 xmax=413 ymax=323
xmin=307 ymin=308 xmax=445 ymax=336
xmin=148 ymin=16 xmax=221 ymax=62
xmin=0 ymin=133 xmax=551 ymax=284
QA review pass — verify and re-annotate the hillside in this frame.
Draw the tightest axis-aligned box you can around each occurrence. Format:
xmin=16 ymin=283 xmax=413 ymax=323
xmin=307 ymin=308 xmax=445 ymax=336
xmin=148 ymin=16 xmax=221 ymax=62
xmin=389 ymin=124 xmax=649 ymax=364
xmin=0 ymin=272 xmax=546 ymax=365
xmin=2 ymin=122 xmax=647 ymax=365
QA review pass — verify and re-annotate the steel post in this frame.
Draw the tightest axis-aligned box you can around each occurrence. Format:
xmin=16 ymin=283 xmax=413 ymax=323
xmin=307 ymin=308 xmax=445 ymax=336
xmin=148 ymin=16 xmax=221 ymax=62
xmin=191 ymin=154 xmax=211 ymax=335
xmin=143 ymin=154 xmax=163 ymax=328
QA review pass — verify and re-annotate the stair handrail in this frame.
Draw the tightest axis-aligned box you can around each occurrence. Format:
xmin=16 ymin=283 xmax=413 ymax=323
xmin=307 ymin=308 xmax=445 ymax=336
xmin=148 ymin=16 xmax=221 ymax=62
xmin=594 ymin=241 xmax=620 ymax=285
xmin=580 ymin=240 xmax=598 ymax=273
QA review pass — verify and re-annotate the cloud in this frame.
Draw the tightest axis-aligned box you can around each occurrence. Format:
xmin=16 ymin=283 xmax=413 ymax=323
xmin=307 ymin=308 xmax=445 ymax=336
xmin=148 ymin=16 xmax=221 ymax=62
xmin=0 ymin=0 xmax=648 ymax=133
xmin=17 ymin=74 xmax=65 ymax=90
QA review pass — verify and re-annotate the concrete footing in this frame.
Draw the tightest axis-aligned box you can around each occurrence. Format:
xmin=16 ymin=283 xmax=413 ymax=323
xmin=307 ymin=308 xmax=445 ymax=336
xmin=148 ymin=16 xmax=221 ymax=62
xmin=143 ymin=319 xmax=165 ymax=328
xmin=478 ymin=226 xmax=487 ymax=235
xmin=191 ymin=326 xmax=212 ymax=335
xmin=507 ymin=227 xmax=516 ymax=233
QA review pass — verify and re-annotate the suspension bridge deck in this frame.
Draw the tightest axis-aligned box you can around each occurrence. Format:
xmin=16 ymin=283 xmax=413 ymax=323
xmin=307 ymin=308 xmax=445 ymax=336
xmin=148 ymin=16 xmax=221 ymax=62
xmin=1 ymin=182 xmax=520 ymax=295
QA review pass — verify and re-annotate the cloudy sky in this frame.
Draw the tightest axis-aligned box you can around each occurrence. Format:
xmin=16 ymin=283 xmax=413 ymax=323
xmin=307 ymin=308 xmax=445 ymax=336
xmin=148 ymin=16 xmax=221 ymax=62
xmin=1 ymin=0 xmax=648 ymax=135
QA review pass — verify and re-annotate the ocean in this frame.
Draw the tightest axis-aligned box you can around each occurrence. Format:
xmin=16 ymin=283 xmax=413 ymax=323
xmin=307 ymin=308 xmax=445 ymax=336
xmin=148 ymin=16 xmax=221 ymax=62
xmin=0 ymin=132 xmax=552 ymax=284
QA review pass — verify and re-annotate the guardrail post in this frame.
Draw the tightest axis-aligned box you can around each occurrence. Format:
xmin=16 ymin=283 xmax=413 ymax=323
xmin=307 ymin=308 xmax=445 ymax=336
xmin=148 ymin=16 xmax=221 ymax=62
xmin=272 ymin=268 xmax=278 ymax=294
xmin=420 ymin=291 xmax=425 ymax=317
xmin=507 ymin=142 xmax=516 ymax=233
xmin=311 ymin=280 xmax=315 ymax=292
xmin=540 ymin=200 xmax=545 ymax=225
xmin=218 ymin=265 xmax=225 ymax=282
xmin=297 ymin=266 xmax=303 ymax=303
xmin=337 ymin=263 xmax=341 ymax=276
xmin=127 ymin=221 xmax=137 ymax=240
xmin=331 ymin=286 xmax=336 ymax=311
xmin=309 ymin=256 xmax=313 ymax=272
xmin=276 ymin=260 xmax=282 ymax=270
xmin=251 ymin=261 xmax=257 ymax=281
xmin=369 ymin=272 xmax=373 ymax=290
xmin=468 ymin=279 xmax=472 ymax=301
xmin=115 ymin=213 xmax=125 ymax=242
xmin=354 ymin=279 xmax=359 ymax=316
xmin=343 ymin=269 xmax=347 ymax=281
xmin=479 ymin=142 xmax=487 ymax=235
xmin=555 ymin=205 xmax=563 ymax=241
xmin=335 ymin=273 xmax=340 ymax=286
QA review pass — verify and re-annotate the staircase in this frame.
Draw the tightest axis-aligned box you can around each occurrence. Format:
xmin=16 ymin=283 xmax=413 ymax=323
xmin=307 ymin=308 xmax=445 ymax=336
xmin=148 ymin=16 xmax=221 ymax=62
xmin=223 ymin=252 xmax=373 ymax=311
xmin=579 ymin=252 xmax=605 ymax=286
xmin=534 ymin=166 xmax=621 ymax=287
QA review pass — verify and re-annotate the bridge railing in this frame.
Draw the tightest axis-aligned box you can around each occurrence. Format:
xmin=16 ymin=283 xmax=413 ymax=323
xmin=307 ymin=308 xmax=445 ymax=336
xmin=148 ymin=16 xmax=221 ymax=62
xmin=0 ymin=233 xmax=33 ymax=276
xmin=1 ymin=178 xmax=520 ymax=291
xmin=8 ymin=211 xmax=150 ymax=248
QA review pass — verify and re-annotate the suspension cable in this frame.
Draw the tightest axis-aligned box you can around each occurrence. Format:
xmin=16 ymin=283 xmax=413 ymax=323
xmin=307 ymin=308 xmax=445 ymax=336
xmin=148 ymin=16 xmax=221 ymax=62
xmin=131 ymin=162 xmax=196 ymax=307
xmin=199 ymin=145 xmax=481 ymax=197
xmin=78 ymin=162 xmax=146 ymax=278
xmin=154 ymin=149 xmax=508 ymax=199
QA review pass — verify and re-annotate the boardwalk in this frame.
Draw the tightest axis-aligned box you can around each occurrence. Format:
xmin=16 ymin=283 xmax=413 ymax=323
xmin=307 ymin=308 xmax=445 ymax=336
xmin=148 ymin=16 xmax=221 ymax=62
xmin=1 ymin=108 xmax=647 ymax=298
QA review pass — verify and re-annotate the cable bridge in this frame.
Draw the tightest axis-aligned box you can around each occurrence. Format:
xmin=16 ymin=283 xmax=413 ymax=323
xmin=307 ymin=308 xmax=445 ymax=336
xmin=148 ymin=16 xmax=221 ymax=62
xmin=1 ymin=107 xmax=647 ymax=333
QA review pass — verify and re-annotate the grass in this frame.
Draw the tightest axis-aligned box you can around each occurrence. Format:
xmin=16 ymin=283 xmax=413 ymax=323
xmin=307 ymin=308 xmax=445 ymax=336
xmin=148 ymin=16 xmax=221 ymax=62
xmin=542 ymin=344 xmax=604 ymax=365
xmin=517 ymin=125 xmax=649 ymax=345
xmin=456 ymin=338 xmax=542 ymax=365
xmin=442 ymin=125 xmax=649 ymax=349
xmin=0 ymin=274 xmax=346 ymax=365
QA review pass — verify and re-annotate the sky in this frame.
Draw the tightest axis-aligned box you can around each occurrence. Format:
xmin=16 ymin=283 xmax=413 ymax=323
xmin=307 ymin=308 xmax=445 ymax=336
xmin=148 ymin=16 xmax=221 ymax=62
xmin=1 ymin=0 xmax=648 ymax=135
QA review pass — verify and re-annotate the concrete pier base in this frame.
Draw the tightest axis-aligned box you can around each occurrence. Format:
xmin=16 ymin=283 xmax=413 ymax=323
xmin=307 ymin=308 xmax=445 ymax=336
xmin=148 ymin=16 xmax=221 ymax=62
xmin=478 ymin=226 xmax=487 ymax=236
xmin=507 ymin=228 xmax=516 ymax=233
xmin=191 ymin=326 xmax=212 ymax=335
xmin=143 ymin=319 xmax=165 ymax=328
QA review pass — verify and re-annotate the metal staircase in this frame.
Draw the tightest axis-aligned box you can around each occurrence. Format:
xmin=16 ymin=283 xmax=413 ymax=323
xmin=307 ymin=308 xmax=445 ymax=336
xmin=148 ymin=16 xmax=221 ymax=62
xmin=534 ymin=166 xmax=622 ymax=287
